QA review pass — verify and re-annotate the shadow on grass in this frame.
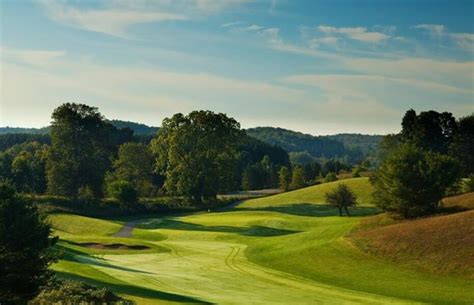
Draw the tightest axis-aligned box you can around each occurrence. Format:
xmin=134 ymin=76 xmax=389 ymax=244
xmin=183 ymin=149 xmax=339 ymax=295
xmin=55 ymin=271 xmax=214 ymax=304
xmin=135 ymin=219 xmax=299 ymax=237
xmin=57 ymin=243 xmax=154 ymax=275
xmin=236 ymin=203 xmax=380 ymax=217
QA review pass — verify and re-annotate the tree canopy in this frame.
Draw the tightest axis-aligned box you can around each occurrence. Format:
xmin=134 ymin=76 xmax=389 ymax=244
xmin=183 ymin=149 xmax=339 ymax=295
xmin=325 ymin=184 xmax=357 ymax=216
xmin=372 ymin=143 xmax=460 ymax=218
xmin=0 ymin=181 xmax=57 ymax=303
xmin=151 ymin=111 xmax=243 ymax=204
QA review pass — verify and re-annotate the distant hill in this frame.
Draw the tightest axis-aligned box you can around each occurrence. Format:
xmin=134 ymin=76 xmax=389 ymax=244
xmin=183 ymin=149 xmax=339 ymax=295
xmin=0 ymin=126 xmax=50 ymax=135
xmin=108 ymin=120 xmax=158 ymax=135
xmin=246 ymin=127 xmax=382 ymax=162
xmin=0 ymin=120 xmax=158 ymax=136
xmin=326 ymin=133 xmax=383 ymax=156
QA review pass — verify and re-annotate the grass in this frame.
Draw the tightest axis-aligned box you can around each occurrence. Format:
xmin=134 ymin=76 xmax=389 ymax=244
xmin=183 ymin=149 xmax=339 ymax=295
xmin=48 ymin=178 xmax=474 ymax=304
xmin=238 ymin=177 xmax=375 ymax=208
xmin=442 ymin=192 xmax=474 ymax=210
xmin=351 ymin=210 xmax=474 ymax=278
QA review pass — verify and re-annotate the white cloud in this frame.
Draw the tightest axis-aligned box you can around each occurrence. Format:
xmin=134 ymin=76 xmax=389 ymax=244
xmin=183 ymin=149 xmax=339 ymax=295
xmin=1 ymin=47 xmax=306 ymax=127
xmin=40 ymin=0 xmax=252 ymax=37
xmin=451 ymin=33 xmax=474 ymax=52
xmin=221 ymin=21 xmax=244 ymax=28
xmin=0 ymin=47 xmax=65 ymax=66
xmin=316 ymin=25 xmax=390 ymax=42
xmin=245 ymin=24 xmax=265 ymax=31
xmin=40 ymin=0 xmax=188 ymax=37
xmin=413 ymin=24 xmax=445 ymax=36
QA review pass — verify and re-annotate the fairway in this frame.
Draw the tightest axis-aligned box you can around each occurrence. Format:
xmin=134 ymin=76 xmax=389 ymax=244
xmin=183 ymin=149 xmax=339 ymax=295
xmin=50 ymin=178 xmax=474 ymax=305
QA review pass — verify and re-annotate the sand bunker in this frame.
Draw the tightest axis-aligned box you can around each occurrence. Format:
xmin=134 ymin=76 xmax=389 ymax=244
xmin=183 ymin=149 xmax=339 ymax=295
xmin=74 ymin=242 xmax=150 ymax=250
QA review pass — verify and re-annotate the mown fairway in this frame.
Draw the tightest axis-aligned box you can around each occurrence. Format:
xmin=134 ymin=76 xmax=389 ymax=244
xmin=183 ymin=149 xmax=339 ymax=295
xmin=50 ymin=178 xmax=474 ymax=304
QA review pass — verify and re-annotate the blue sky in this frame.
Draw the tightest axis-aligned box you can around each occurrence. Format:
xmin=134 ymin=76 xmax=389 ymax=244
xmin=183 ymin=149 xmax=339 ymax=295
xmin=0 ymin=0 xmax=473 ymax=134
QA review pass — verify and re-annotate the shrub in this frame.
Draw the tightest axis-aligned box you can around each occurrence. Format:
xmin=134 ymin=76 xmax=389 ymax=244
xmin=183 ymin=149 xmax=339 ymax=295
xmin=77 ymin=186 xmax=97 ymax=207
xmin=30 ymin=280 xmax=134 ymax=305
xmin=464 ymin=174 xmax=474 ymax=192
xmin=372 ymin=143 xmax=460 ymax=218
xmin=106 ymin=180 xmax=138 ymax=207
xmin=324 ymin=172 xmax=337 ymax=183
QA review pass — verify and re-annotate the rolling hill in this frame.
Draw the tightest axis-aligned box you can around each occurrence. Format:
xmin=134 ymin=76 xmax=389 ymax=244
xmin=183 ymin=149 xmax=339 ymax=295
xmin=46 ymin=178 xmax=474 ymax=304
xmin=246 ymin=127 xmax=383 ymax=162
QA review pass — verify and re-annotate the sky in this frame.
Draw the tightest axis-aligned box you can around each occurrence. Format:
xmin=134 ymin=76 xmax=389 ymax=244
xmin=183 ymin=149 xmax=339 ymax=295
xmin=0 ymin=0 xmax=473 ymax=135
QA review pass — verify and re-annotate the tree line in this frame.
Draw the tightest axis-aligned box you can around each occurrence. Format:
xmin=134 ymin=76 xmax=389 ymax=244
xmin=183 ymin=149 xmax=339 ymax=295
xmin=0 ymin=103 xmax=294 ymax=206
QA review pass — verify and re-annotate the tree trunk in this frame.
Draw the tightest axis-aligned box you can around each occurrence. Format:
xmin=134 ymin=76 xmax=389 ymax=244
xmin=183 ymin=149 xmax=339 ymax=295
xmin=338 ymin=207 xmax=342 ymax=216
xmin=344 ymin=206 xmax=350 ymax=216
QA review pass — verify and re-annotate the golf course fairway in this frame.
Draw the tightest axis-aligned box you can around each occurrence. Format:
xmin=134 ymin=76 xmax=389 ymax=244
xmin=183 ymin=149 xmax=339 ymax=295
xmin=49 ymin=178 xmax=474 ymax=304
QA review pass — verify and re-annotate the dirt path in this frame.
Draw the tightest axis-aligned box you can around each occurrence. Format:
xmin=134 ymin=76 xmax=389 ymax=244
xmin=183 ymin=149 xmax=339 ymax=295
xmin=113 ymin=220 xmax=139 ymax=237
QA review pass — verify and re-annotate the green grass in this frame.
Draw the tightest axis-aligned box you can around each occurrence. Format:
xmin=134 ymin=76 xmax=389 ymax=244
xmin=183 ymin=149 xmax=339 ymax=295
xmin=49 ymin=178 xmax=474 ymax=304
xmin=238 ymin=177 xmax=375 ymax=208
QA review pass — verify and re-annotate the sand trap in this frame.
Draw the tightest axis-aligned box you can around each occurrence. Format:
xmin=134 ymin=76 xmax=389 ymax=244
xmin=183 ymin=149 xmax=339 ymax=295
xmin=74 ymin=242 xmax=150 ymax=250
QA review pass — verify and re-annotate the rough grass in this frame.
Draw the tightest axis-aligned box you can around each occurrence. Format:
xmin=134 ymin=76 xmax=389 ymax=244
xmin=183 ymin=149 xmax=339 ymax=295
xmin=350 ymin=210 xmax=474 ymax=279
xmin=48 ymin=178 xmax=474 ymax=304
xmin=442 ymin=192 xmax=474 ymax=210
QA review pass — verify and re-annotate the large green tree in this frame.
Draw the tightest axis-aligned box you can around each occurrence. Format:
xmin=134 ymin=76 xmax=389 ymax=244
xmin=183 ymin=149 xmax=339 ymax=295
xmin=11 ymin=146 xmax=48 ymax=194
xmin=46 ymin=103 xmax=131 ymax=199
xmin=107 ymin=142 xmax=155 ymax=196
xmin=289 ymin=166 xmax=305 ymax=190
xmin=372 ymin=143 xmax=460 ymax=218
xmin=151 ymin=111 xmax=242 ymax=204
xmin=0 ymin=181 xmax=57 ymax=303
xmin=400 ymin=109 xmax=457 ymax=154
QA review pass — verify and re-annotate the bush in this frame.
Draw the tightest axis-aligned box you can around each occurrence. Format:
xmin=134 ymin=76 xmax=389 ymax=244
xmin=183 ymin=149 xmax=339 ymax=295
xmin=372 ymin=143 xmax=460 ymax=218
xmin=77 ymin=186 xmax=97 ymax=207
xmin=30 ymin=280 xmax=134 ymax=305
xmin=464 ymin=174 xmax=474 ymax=192
xmin=106 ymin=180 xmax=138 ymax=207
xmin=324 ymin=172 xmax=337 ymax=183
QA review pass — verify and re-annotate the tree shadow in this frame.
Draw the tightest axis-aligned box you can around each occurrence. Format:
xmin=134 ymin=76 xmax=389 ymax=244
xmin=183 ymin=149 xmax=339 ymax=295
xmin=56 ymin=243 xmax=154 ymax=274
xmin=135 ymin=219 xmax=299 ymax=237
xmin=236 ymin=203 xmax=380 ymax=217
xmin=55 ymin=271 xmax=214 ymax=304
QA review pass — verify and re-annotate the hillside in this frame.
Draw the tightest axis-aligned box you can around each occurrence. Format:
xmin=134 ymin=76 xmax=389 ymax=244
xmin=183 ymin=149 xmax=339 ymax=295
xmin=351 ymin=210 xmax=474 ymax=278
xmin=0 ymin=120 xmax=158 ymax=136
xmin=238 ymin=177 xmax=374 ymax=209
xmin=327 ymin=133 xmax=383 ymax=156
xmin=246 ymin=127 xmax=382 ymax=162
xmin=47 ymin=178 xmax=474 ymax=304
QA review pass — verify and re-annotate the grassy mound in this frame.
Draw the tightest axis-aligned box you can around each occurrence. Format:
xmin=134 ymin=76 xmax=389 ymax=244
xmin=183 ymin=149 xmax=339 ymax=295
xmin=239 ymin=177 xmax=374 ymax=209
xmin=351 ymin=210 xmax=474 ymax=278
xmin=442 ymin=192 xmax=474 ymax=210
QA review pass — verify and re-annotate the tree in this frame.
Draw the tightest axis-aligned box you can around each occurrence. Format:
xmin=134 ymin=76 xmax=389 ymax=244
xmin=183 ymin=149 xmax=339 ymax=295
xmin=278 ymin=166 xmax=290 ymax=191
xmin=289 ymin=166 xmax=305 ymax=190
xmin=372 ymin=143 xmax=460 ymax=218
xmin=450 ymin=114 xmax=474 ymax=176
xmin=400 ymin=109 xmax=457 ymax=154
xmin=30 ymin=280 xmax=134 ymax=305
xmin=108 ymin=142 xmax=154 ymax=196
xmin=11 ymin=147 xmax=48 ymax=194
xmin=0 ymin=180 xmax=57 ymax=303
xmin=324 ymin=172 xmax=337 ymax=183
xmin=325 ymin=184 xmax=357 ymax=216
xmin=151 ymin=111 xmax=242 ymax=204
xmin=46 ymin=103 xmax=129 ymax=200
xmin=106 ymin=180 xmax=138 ymax=208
